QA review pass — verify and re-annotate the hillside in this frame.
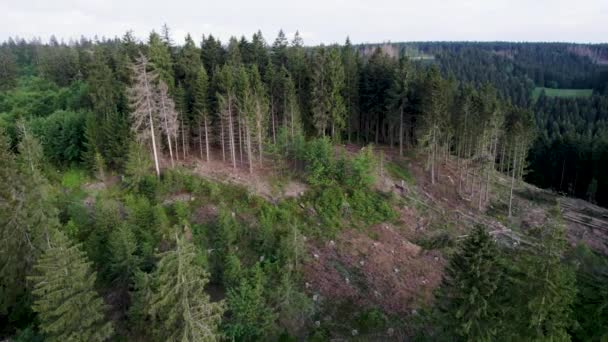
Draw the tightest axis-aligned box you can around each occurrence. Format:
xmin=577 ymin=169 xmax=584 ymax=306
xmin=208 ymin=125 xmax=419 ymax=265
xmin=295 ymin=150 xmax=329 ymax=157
xmin=73 ymin=143 xmax=605 ymax=339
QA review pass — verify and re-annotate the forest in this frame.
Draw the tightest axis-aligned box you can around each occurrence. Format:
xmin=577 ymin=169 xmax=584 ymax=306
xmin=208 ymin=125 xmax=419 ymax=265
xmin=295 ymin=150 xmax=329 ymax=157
xmin=1 ymin=28 xmax=607 ymax=341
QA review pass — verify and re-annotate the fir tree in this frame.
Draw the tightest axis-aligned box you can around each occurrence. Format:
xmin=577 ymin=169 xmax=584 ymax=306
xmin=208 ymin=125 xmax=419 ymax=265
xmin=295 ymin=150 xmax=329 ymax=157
xmin=437 ymin=226 xmax=502 ymax=341
xmin=148 ymin=31 xmax=174 ymax=90
xmin=28 ymin=230 xmax=114 ymax=342
xmin=145 ymin=231 xmax=224 ymax=341
xmin=225 ymin=263 xmax=277 ymax=340
xmin=500 ymin=209 xmax=576 ymax=340
xmin=1 ymin=126 xmax=59 ymax=314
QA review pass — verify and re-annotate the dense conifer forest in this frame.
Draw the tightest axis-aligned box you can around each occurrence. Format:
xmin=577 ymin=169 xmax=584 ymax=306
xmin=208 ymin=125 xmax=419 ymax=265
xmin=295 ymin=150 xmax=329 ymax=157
xmin=1 ymin=28 xmax=607 ymax=340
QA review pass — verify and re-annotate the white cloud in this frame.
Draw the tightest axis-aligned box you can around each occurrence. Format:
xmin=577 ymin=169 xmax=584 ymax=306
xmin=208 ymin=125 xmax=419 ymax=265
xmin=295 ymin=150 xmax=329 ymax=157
xmin=0 ymin=0 xmax=606 ymax=44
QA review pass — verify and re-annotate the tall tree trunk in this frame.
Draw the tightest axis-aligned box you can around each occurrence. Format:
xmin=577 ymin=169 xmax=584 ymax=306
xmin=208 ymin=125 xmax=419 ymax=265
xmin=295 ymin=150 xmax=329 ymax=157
xmin=198 ymin=123 xmax=204 ymax=160
xmin=142 ymin=68 xmax=160 ymax=177
xmin=257 ymin=116 xmax=263 ymax=164
xmin=228 ymin=98 xmax=236 ymax=169
xmin=375 ymin=117 xmax=380 ymax=144
xmin=246 ymin=123 xmax=253 ymax=174
xmin=174 ymin=129 xmax=179 ymax=162
xmin=221 ymin=116 xmax=226 ymax=162
xmin=204 ymin=117 xmax=210 ymax=163
xmin=271 ymin=103 xmax=276 ymax=144
xmin=431 ymin=126 xmax=436 ymax=185
xmin=238 ymin=116 xmax=243 ymax=166
xmin=508 ymin=144 xmax=518 ymax=217
xmin=159 ymin=95 xmax=174 ymax=168
xmin=181 ymin=119 xmax=186 ymax=159
xmin=399 ymin=107 xmax=404 ymax=156
xmin=149 ymin=114 xmax=160 ymax=177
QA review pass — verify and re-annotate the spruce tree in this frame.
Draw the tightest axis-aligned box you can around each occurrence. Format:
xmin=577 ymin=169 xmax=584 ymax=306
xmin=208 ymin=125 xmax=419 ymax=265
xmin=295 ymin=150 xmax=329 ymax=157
xmin=437 ymin=226 xmax=502 ymax=341
xmin=28 ymin=230 xmax=113 ymax=342
xmin=1 ymin=126 xmax=59 ymax=314
xmin=225 ymin=263 xmax=277 ymax=340
xmin=148 ymin=31 xmax=174 ymax=90
xmin=500 ymin=209 xmax=576 ymax=340
xmin=145 ymin=232 xmax=224 ymax=341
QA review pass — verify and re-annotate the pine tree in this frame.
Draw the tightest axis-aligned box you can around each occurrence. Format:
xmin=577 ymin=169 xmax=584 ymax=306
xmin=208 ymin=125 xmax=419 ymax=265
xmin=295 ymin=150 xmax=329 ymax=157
xmin=28 ymin=230 xmax=114 ymax=342
xmin=145 ymin=232 xmax=224 ymax=341
xmin=437 ymin=226 xmax=502 ymax=341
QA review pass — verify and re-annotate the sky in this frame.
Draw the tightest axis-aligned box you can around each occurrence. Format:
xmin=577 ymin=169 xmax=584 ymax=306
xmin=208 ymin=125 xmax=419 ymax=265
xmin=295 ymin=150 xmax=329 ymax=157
xmin=1 ymin=0 xmax=607 ymax=45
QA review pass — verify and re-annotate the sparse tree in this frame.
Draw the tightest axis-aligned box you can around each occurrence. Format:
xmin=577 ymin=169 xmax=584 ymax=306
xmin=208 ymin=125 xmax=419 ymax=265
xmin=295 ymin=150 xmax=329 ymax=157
xmin=129 ymin=52 xmax=161 ymax=177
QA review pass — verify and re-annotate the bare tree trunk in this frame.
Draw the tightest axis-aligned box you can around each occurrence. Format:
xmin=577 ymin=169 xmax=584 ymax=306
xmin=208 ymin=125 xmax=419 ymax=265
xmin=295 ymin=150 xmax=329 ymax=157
xmin=271 ymin=104 xmax=276 ymax=144
xmin=149 ymin=114 xmax=160 ymax=177
xmin=181 ymin=119 xmax=186 ymax=160
xmin=257 ymin=117 xmax=263 ymax=164
xmin=228 ymin=99 xmax=236 ymax=169
xmin=399 ymin=107 xmax=404 ymax=156
xmin=238 ymin=117 xmax=243 ymax=166
xmin=375 ymin=117 xmax=380 ymax=144
xmin=431 ymin=126 xmax=437 ymax=185
xmin=246 ymin=123 xmax=253 ymax=174
xmin=167 ymin=130 xmax=174 ymax=168
xmin=142 ymin=69 xmax=161 ymax=177
xmin=508 ymin=144 xmax=517 ymax=217
xmin=198 ymin=123 xmax=204 ymax=160
xmin=159 ymin=95 xmax=174 ymax=168
xmin=221 ymin=116 xmax=226 ymax=162
xmin=174 ymin=129 xmax=179 ymax=162
xmin=204 ymin=116 xmax=210 ymax=163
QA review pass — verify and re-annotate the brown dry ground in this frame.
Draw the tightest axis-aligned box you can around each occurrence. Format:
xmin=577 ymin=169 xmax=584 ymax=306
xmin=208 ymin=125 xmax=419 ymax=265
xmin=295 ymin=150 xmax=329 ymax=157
xmin=151 ymin=144 xmax=607 ymax=323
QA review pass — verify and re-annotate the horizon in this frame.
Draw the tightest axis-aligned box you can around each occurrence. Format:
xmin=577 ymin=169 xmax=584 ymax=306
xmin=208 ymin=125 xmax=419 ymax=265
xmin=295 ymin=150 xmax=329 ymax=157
xmin=3 ymin=0 xmax=607 ymax=46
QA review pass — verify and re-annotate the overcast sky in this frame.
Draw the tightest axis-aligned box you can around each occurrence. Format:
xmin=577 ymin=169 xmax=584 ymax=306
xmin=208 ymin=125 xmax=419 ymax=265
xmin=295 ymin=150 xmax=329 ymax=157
xmin=2 ymin=0 xmax=607 ymax=45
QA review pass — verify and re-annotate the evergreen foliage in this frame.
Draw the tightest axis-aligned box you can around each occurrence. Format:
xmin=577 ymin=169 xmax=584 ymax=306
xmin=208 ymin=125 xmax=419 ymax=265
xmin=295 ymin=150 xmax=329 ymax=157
xmin=141 ymin=232 xmax=224 ymax=341
xmin=28 ymin=230 xmax=113 ymax=341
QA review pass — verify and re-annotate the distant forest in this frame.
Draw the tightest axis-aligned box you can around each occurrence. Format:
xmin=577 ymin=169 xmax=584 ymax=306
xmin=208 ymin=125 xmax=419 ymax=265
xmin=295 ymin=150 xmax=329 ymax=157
xmin=359 ymin=41 xmax=608 ymax=206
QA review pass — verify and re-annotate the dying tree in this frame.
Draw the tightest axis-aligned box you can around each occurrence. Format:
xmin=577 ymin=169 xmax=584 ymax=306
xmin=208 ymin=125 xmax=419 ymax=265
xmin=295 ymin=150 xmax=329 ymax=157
xmin=157 ymin=81 xmax=178 ymax=167
xmin=129 ymin=52 xmax=161 ymax=177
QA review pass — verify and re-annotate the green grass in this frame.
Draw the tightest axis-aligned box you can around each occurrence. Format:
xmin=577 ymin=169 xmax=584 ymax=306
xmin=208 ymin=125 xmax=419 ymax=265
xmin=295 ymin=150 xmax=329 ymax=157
xmin=60 ymin=169 xmax=88 ymax=190
xmin=386 ymin=160 xmax=415 ymax=185
xmin=532 ymin=87 xmax=592 ymax=101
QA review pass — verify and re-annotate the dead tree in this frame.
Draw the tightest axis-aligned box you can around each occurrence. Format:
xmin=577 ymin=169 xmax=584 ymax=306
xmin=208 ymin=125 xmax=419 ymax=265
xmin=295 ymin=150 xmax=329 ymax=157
xmin=129 ymin=53 xmax=161 ymax=177
xmin=157 ymin=81 xmax=178 ymax=168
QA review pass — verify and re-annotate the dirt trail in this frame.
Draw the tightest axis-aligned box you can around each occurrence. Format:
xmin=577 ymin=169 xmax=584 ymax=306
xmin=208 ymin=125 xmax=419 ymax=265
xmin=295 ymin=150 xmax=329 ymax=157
xmin=189 ymin=155 xmax=307 ymax=201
